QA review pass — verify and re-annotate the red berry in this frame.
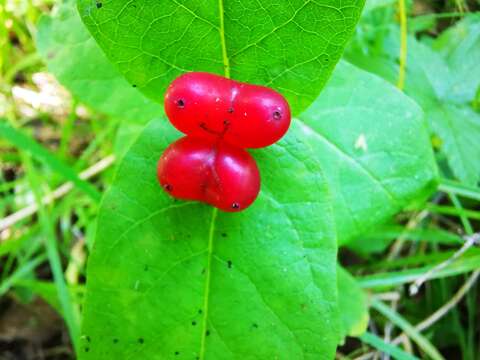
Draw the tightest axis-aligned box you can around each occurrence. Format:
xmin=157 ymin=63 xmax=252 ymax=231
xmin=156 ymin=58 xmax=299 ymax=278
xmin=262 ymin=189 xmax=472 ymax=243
xmin=164 ymin=72 xmax=291 ymax=148
xmin=157 ymin=136 xmax=260 ymax=212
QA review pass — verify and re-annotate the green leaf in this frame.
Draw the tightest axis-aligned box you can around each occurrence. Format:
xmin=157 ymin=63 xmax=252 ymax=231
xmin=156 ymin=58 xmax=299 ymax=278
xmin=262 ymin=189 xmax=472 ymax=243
xmin=79 ymin=61 xmax=437 ymax=358
xmin=80 ymin=119 xmax=339 ymax=359
xmin=337 ymin=266 xmax=368 ymax=340
xmin=363 ymin=0 xmax=396 ymax=13
xmin=77 ymin=0 xmax=365 ymax=115
xmin=433 ymin=14 xmax=480 ymax=104
xmin=429 ymin=104 xmax=480 ymax=185
xmin=299 ymin=61 xmax=437 ymax=245
xmin=36 ymin=1 xmax=162 ymax=123
xmin=346 ymin=22 xmax=480 ymax=185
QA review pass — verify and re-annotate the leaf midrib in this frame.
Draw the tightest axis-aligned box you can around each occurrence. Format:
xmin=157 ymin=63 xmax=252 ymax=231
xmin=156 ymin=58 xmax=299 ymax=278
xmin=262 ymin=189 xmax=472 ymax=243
xmin=199 ymin=1 xmax=230 ymax=357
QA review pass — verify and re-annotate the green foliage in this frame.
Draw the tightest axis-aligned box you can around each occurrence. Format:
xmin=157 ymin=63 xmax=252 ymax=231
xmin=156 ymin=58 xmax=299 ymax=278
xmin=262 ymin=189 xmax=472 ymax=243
xmin=36 ymin=1 xmax=162 ymax=123
xmin=80 ymin=119 xmax=340 ymax=359
xmin=1 ymin=0 xmax=477 ymax=359
xmin=77 ymin=0 xmax=365 ymax=115
xmin=0 ymin=120 xmax=100 ymax=201
xmin=371 ymin=300 xmax=445 ymax=360
xmin=346 ymin=13 xmax=480 ymax=186
xmin=359 ymin=332 xmax=419 ymax=360
xmin=299 ymin=61 xmax=437 ymax=245
xmin=337 ymin=266 xmax=368 ymax=340
xmin=79 ymin=60 xmax=437 ymax=357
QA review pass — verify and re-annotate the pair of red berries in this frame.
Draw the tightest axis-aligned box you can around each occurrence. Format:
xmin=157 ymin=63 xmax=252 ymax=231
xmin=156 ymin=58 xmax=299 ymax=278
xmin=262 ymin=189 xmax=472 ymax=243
xmin=157 ymin=72 xmax=291 ymax=212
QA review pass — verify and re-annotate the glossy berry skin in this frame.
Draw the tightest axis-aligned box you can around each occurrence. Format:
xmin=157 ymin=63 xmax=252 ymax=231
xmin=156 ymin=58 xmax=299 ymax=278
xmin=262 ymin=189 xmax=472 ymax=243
xmin=164 ymin=72 xmax=291 ymax=149
xmin=157 ymin=136 xmax=260 ymax=212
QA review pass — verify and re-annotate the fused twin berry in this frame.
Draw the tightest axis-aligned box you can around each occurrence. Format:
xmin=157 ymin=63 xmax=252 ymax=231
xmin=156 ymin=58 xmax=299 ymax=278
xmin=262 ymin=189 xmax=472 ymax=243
xmin=164 ymin=72 xmax=291 ymax=149
xmin=157 ymin=72 xmax=291 ymax=212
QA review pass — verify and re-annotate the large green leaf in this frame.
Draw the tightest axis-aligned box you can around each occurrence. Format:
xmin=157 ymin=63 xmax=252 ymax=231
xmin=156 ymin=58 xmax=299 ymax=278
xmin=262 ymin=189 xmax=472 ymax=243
xmin=77 ymin=0 xmax=365 ymax=115
xmin=79 ymin=62 xmax=437 ymax=359
xmin=36 ymin=1 xmax=162 ymax=123
xmin=299 ymin=61 xmax=437 ymax=244
xmin=80 ymin=119 xmax=339 ymax=359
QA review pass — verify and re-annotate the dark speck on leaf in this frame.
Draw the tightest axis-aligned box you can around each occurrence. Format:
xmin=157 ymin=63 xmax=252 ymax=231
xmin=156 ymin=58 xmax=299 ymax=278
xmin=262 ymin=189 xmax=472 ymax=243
xmin=113 ymin=338 xmax=119 ymax=344
xmin=192 ymin=321 xmax=197 ymax=326
xmin=86 ymin=336 xmax=91 ymax=343
xmin=198 ymin=309 xmax=202 ymax=314
xmin=221 ymin=233 xmax=227 ymax=238
xmin=201 ymin=268 xmax=206 ymax=275
xmin=85 ymin=347 xmax=90 ymax=352
xmin=227 ymin=260 xmax=232 ymax=269
xmin=138 ymin=338 xmax=144 ymax=344
xmin=206 ymin=330 xmax=210 ymax=336
xmin=96 ymin=2 xmax=102 ymax=8
xmin=252 ymin=323 xmax=259 ymax=329
xmin=132 ymin=84 xmax=137 ymax=87
xmin=175 ymin=351 xmax=180 ymax=356
xmin=144 ymin=265 xmax=149 ymax=271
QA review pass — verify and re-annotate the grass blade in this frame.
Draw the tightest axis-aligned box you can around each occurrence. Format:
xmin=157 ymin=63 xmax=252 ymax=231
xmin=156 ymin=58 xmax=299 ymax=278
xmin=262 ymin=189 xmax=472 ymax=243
xmin=358 ymin=251 xmax=480 ymax=288
xmin=0 ymin=120 xmax=101 ymax=202
xmin=439 ymin=178 xmax=480 ymax=202
xmin=371 ymin=300 xmax=445 ymax=360
xmin=23 ymin=154 xmax=81 ymax=354
xmin=360 ymin=332 xmax=419 ymax=360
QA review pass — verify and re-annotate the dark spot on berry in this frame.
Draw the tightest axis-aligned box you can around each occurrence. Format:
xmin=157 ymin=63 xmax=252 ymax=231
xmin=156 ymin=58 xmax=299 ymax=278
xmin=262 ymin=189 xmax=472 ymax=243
xmin=163 ymin=184 xmax=173 ymax=192
xmin=96 ymin=2 xmax=102 ymax=8
xmin=227 ymin=260 xmax=232 ymax=269
xmin=176 ymin=99 xmax=185 ymax=108
xmin=223 ymin=120 xmax=230 ymax=126
xmin=273 ymin=110 xmax=282 ymax=120
xmin=232 ymin=203 xmax=240 ymax=209
xmin=227 ymin=107 xmax=234 ymax=113
xmin=138 ymin=338 xmax=144 ymax=344
xmin=192 ymin=321 xmax=197 ymax=326
xmin=206 ymin=330 xmax=210 ymax=336
xmin=175 ymin=351 xmax=180 ymax=356
xmin=221 ymin=233 xmax=227 ymax=238
xmin=113 ymin=338 xmax=119 ymax=344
